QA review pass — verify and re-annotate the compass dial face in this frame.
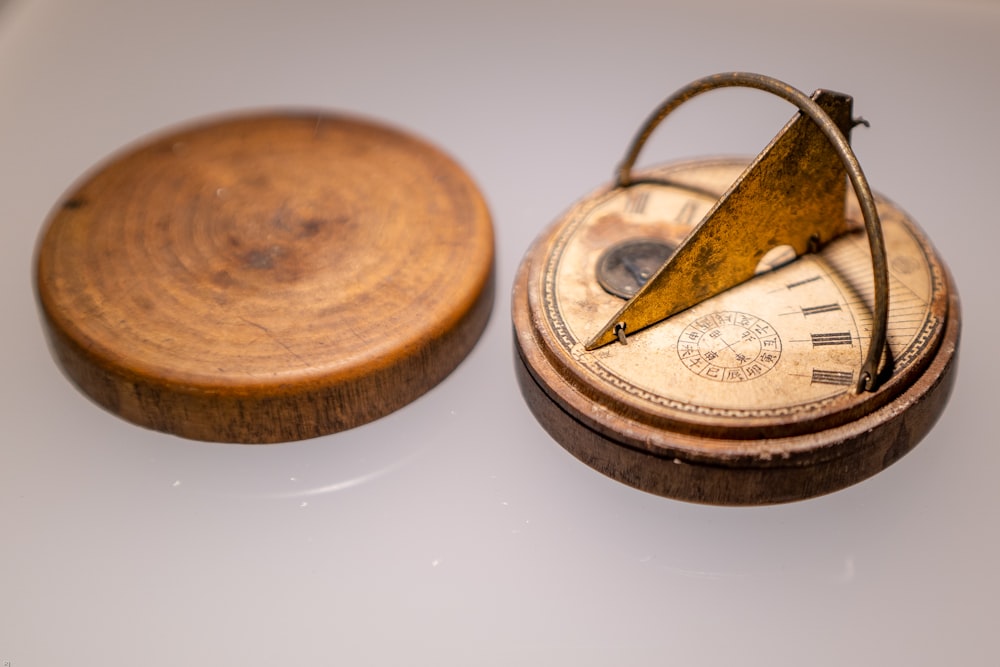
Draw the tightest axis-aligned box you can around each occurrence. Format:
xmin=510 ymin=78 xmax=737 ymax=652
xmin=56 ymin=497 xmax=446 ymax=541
xmin=529 ymin=159 xmax=949 ymax=439
xmin=596 ymin=238 xmax=676 ymax=298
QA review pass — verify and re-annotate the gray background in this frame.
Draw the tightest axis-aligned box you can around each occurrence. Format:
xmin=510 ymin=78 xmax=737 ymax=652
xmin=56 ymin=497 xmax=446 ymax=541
xmin=1 ymin=0 xmax=997 ymax=664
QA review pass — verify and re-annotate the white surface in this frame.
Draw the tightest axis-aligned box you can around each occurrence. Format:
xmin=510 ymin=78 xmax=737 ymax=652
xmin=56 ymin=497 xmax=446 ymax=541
xmin=1 ymin=0 xmax=997 ymax=664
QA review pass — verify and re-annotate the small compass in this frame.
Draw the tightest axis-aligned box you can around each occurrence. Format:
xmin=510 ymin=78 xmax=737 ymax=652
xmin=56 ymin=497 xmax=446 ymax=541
xmin=512 ymin=73 xmax=960 ymax=505
xmin=597 ymin=238 xmax=676 ymax=299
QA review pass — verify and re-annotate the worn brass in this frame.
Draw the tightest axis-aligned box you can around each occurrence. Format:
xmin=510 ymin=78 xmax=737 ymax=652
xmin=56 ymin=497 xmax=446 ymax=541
xmin=586 ymin=73 xmax=888 ymax=393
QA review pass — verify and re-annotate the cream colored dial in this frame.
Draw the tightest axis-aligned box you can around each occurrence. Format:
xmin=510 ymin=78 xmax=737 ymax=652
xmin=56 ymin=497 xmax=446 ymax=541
xmin=540 ymin=159 xmax=947 ymax=437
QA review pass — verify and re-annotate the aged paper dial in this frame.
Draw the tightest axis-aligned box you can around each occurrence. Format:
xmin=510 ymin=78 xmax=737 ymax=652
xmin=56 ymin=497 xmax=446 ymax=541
xmin=513 ymin=158 xmax=959 ymax=504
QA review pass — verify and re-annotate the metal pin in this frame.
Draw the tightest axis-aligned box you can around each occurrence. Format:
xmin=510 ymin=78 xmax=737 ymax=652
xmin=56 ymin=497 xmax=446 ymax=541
xmin=807 ymin=233 xmax=821 ymax=253
xmin=614 ymin=322 xmax=628 ymax=345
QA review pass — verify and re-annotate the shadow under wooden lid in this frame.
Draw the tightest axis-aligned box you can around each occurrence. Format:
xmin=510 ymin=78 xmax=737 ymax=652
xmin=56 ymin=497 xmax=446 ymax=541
xmin=35 ymin=112 xmax=494 ymax=443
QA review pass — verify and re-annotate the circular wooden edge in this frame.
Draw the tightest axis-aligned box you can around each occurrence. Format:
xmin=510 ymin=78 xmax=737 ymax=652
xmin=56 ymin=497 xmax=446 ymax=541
xmin=512 ymin=249 xmax=960 ymax=505
xmin=45 ymin=267 xmax=493 ymax=443
xmin=35 ymin=111 xmax=496 ymax=443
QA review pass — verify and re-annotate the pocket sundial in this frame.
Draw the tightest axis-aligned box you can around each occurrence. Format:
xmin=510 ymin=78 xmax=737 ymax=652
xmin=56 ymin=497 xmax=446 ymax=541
xmin=512 ymin=73 xmax=960 ymax=505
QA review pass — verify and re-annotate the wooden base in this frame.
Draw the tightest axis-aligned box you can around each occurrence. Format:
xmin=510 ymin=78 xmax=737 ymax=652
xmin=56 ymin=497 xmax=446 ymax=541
xmin=36 ymin=113 xmax=494 ymax=443
xmin=512 ymin=260 xmax=960 ymax=506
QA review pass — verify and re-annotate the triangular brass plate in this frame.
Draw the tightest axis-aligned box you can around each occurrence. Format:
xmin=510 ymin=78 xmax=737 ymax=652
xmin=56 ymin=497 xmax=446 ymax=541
xmin=587 ymin=90 xmax=855 ymax=349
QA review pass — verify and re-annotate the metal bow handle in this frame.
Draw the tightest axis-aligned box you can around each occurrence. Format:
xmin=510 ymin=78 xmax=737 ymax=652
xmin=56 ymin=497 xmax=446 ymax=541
xmin=596 ymin=72 xmax=888 ymax=393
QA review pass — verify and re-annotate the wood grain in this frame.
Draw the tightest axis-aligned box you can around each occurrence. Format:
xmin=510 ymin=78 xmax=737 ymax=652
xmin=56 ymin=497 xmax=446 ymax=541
xmin=36 ymin=113 xmax=494 ymax=443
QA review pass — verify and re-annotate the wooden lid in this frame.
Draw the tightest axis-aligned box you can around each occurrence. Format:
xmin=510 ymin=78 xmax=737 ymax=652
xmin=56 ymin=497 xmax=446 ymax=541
xmin=36 ymin=113 xmax=494 ymax=443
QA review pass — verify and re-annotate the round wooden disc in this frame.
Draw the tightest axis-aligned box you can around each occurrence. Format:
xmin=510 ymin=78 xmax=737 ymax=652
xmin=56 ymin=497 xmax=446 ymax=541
xmin=36 ymin=113 xmax=494 ymax=443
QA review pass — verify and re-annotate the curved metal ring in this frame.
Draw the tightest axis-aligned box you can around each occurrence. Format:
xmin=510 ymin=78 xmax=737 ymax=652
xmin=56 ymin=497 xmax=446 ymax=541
xmin=616 ymin=72 xmax=888 ymax=393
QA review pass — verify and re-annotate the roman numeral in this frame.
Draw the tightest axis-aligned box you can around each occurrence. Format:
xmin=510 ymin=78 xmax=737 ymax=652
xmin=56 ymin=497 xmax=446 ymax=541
xmin=802 ymin=303 xmax=842 ymax=316
xmin=676 ymin=199 xmax=699 ymax=225
xmin=626 ymin=190 xmax=649 ymax=214
xmin=810 ymin=332 xmax=853 ymax=347
xmin=786 ymin=275 xmax=820 ymax=289
xmin=811 ymin=369 xmax=854 ymax=386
